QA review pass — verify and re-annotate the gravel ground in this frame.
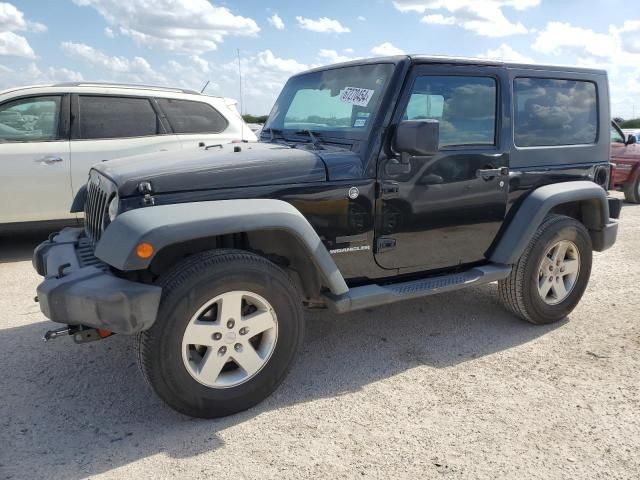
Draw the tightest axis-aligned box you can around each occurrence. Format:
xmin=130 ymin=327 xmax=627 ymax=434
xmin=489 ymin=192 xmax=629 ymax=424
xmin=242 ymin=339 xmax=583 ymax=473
xmin=1 ymin=194 xmax=638 ymax=480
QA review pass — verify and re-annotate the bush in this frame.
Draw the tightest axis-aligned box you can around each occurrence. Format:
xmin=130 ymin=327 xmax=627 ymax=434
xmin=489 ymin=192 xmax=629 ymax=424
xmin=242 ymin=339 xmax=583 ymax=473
xmin=619 ymin=118 xmax=640 ymax=129
xmin=242 ymin=114 xmax=268 ymax=124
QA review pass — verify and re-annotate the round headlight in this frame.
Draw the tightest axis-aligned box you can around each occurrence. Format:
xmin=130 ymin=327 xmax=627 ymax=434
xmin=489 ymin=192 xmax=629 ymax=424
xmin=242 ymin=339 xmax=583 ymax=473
xmin=108 ymin=195 xmax=119 ymax=222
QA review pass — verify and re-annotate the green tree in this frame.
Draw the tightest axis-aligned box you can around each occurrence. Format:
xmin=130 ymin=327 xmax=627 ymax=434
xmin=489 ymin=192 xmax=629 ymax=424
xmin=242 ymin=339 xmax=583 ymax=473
xmin=242 ymin=114 xmax=268 ymax=124
xmin=620 ymin=118 xmax=640 ymax=129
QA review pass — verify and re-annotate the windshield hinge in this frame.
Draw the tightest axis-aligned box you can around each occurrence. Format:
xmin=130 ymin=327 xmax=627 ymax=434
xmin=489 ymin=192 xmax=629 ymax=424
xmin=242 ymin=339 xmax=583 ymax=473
xmin=379 ymin=181 xmax=399 ymax=196
xmin=376 ymin=237 xmax=397 ymax=252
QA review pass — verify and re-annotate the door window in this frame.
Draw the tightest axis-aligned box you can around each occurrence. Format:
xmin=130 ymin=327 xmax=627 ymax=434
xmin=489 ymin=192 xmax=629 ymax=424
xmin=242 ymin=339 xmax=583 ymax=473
xmin=403 ymin=76 xmax=497 ymax=147
xmin=156 ymin=98 xmax=228 ymax=134
xmin=77 ymin=96 xmax=161 ymax=139
xmin=0 ymin=96 xmax=61 ymax=143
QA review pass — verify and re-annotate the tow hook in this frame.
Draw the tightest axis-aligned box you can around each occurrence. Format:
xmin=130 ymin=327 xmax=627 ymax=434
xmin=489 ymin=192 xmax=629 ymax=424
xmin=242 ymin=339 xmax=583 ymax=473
xmin=43 ymin=326 xmax=75 ymax=342
xmin=72 ymin=328 xmax=113 ymax=343
xmin=43 ymin=326 xmax=113 ymax=343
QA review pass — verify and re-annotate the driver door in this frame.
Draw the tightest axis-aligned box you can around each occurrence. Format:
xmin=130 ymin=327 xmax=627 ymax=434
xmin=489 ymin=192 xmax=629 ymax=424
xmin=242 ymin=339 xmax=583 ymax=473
xmin=375 ymin=65 xmax=510 ymax=271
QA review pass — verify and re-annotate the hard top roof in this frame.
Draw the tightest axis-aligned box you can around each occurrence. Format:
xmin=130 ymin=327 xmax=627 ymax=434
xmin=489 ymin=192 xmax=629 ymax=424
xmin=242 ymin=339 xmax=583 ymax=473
xmin=296 ymin=54 xmax=607 ymax=77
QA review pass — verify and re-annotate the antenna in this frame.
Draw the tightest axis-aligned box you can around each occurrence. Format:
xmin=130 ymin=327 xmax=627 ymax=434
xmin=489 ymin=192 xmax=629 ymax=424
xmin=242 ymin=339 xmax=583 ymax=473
xmin=237 ymin=48 xmax=245 ymax=141
xmin=200 ymin=80 xmax=210 ymax=94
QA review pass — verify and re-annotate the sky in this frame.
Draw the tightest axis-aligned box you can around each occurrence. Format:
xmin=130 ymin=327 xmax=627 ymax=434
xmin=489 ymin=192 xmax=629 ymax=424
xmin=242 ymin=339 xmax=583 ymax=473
xmin=1 ymin=0 xmax=639 ymax=117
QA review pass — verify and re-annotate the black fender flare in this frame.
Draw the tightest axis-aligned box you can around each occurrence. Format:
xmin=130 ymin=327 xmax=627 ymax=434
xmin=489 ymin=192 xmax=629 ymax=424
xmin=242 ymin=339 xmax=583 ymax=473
xmin=70 ymin=184 xmax=87 ymax=213
xmin=490 ymin=181 xmax=614 ymax=265
xmin=95 ymin=199 xmax=349 ymax=295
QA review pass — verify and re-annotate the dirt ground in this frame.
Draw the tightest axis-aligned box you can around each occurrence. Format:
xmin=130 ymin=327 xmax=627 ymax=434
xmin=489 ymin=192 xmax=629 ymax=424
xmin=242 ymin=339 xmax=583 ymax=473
xmin=1 ymin=193 xmax=638 ymax=480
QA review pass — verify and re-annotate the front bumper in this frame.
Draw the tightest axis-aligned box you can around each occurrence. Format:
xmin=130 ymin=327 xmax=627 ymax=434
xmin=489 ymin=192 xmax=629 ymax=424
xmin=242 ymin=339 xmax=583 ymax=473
xmin=33 ymin=228 xmax=161 ymax=335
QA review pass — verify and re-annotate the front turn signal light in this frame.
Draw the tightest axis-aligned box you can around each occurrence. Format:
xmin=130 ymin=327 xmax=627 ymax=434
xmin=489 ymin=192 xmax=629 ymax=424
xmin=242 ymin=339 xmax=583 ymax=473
xmin=136 ymin=242 xmax=154 ymax=259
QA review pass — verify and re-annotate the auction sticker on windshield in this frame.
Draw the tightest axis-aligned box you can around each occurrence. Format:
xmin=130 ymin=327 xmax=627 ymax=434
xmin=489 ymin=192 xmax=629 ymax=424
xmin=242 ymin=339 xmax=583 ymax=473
xmin=340 ymin=87 xmax=375 ymax=107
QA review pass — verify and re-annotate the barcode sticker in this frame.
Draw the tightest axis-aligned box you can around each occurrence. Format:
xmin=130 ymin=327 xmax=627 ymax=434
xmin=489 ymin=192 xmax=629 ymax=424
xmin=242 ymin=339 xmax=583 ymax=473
xmin=339 ymin=87 xmax=375 ymax=107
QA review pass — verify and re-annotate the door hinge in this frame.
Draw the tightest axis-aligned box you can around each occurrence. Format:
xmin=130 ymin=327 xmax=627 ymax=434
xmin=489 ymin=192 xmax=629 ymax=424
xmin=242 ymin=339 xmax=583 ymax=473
xmin=379 ymin=181 xmax=399 ymax=196
xmin=377 ymin=237 xmax=397 ymax=252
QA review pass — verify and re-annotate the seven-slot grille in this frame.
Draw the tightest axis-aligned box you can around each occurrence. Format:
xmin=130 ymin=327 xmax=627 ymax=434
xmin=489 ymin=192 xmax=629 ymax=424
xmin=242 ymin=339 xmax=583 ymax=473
xmin=84 ymin=172 xmax=112 ymax=244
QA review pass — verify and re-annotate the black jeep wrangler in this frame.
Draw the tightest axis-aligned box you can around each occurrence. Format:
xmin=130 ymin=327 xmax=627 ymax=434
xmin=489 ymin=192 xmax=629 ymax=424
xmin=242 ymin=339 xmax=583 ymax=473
xmin=33 ymin=56 xmax=621 ymax=418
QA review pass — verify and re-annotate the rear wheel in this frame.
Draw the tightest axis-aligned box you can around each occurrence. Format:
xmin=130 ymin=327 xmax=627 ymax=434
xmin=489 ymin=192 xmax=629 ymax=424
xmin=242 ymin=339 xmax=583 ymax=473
xmin=498 ymin=215 xmax=592 ymax=324
xmin=137 ymin=249 xmax=304 ymax=418
xmin=623 ymin=176 xmax=640 ymax=203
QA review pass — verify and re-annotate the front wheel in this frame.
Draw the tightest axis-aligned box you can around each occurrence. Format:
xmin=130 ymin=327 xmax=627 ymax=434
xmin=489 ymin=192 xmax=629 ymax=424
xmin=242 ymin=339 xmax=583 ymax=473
xmin=498 ymin=214 xmax=592 ymax=324
xmin=136 ymin=249 xmax=304 ymax=418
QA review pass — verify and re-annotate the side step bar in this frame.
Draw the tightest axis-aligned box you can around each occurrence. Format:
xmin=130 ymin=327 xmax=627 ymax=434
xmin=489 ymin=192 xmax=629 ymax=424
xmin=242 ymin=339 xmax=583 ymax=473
xmin=323 ymin=263 xmax=511 ymax=314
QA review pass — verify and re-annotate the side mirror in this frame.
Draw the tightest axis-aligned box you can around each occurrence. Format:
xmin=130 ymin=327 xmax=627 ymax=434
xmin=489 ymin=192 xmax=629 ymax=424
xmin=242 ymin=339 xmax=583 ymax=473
xmin=627 ymin=134 xmax=637 ymax=145
xmin=393 ymin=120 xmax=439 ymax=163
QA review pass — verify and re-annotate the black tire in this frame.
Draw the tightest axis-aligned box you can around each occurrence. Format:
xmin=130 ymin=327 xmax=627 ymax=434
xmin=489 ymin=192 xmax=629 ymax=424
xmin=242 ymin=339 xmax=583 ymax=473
xmin=623 ymin=176 xmax=640 ymax=203
xmin=136 ymin=249 xmax=304 ymax=418
xmin=498 ymin=214 xmax=592 ymax=325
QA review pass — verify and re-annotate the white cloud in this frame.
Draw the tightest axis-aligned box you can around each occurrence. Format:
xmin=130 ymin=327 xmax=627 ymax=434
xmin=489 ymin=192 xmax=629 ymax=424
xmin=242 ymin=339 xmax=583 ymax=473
xmin=317 ymin=49 xmax=356 ymax=64
xmin=61 ymin=42 xmax=156 ymax=77
xmin=104 ymin=26 xmax=115 ymax=38
xmin=479 ymin=43 xmax=534 ymax=63
xmin=532 ymin=22 xmax=616 ymax=59
xmin=0 ymin=63 xmax=83 ymax=90
xmin=219 ymin=49 xmax=308 ymax=113
xmin=0 ymin=31 xmax=35 ymax=58
xmin=268 ymin=13 xmax=284 ymax=30
xmin=0 ymin=2 xmax=46 ymax=33
xmin=72 ymin=0 xmax=259 ymax=54
xmin=167 ymin=59 xmax=218 ymax=92
xmin=255 ymin=49 xmax=308 ymax=74
xmin=422 ymin=14 xmax=455 ymax=25
xmin=357 ymin=16 xmax=366 ymax=21
xmin=615 ymin=20 xmax=640 ymax=54
xmin=190 ymin=55 xmax=210 ymax=73
xmin=296 ymin=16 xmax=350 ymax=34
xmin=344 ymin=48 xmax=355 ymax=54
xmin=371 ymin=42 xmax=405 ymax=56
xmin=394 ymin=0 xmax=538 ymax=37
xmin=0 ymin=2 xmax=46 ymax=58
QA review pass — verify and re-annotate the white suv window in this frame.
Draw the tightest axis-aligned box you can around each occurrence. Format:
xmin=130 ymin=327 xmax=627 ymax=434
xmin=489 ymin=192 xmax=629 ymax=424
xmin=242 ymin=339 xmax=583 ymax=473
xmin=0 ymin=96 xmax=61 ymax=143
xmin=156 ymin=98 xmax=228 ymax=134
xmin=77 ymin=95 xmax=162 ymax=139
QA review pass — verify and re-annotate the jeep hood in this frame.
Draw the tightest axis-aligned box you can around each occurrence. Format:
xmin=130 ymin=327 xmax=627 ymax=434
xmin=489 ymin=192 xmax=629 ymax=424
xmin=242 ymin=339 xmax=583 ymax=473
xmin=94 ymin=142 xmax=327 ymax=196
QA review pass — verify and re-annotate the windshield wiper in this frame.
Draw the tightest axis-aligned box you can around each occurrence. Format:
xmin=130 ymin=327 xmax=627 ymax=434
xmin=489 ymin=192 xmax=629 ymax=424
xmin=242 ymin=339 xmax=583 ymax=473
xmin=294 ymin=129 xmax=324 ymax=150
xmin=262 ymin=127 xmax=286 ymax=142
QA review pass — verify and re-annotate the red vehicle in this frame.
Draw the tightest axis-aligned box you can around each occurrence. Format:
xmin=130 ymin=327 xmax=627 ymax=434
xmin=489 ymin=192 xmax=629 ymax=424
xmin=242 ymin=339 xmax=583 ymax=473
xmin=610 ymin=121 xmax=640 ymax=203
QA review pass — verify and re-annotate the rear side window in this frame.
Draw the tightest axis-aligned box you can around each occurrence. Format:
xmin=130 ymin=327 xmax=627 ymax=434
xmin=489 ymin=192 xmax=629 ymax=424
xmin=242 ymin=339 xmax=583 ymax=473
xmin=157 ymin=98 xmax=228 ymax=134
xmin=514 ymin=78 xmax=598 ymax=147
xmin=403 ymin=76 xmax=497 ymax=147
xmin=78 ymin=96 xmax=161 ymax=140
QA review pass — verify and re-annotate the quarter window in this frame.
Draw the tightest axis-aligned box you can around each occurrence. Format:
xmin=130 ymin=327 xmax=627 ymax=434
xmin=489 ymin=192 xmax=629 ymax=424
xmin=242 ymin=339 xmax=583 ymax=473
xmin=157 ymin=98 xmax=228 ymax=134
xmin=403 ymin=76 xmax=497 ymax=147
xmin=514 ymin=78 xmax=598 ymax=147
xmin=0 ymin=96 xmax=61 ymax=143
xmin=77 ymin=96 xmax=161 ymax=140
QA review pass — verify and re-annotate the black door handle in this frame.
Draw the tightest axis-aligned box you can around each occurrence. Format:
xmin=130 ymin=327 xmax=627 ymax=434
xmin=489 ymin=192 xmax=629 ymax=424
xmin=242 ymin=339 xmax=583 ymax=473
xmin=476 ymin=167 xmax=509 ymax=180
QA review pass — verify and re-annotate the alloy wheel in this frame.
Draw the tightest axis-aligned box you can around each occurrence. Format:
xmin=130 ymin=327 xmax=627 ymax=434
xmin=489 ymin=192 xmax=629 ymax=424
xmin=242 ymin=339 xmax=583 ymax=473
xmin=537 ymin=240 xmax=580 ymax=305
xmin=181 ymin=290 xmax=278 ymax=388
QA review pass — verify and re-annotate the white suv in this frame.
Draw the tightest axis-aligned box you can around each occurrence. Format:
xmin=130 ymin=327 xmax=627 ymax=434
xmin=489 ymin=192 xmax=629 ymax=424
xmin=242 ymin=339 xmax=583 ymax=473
xmin=0 ymin=83 xmax=256 ymax=230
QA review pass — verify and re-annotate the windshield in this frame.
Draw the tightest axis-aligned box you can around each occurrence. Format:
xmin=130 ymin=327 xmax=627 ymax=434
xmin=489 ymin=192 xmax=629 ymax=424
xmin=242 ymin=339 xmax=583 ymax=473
xmin=264 ymin=63 xmax=395 ymax=138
